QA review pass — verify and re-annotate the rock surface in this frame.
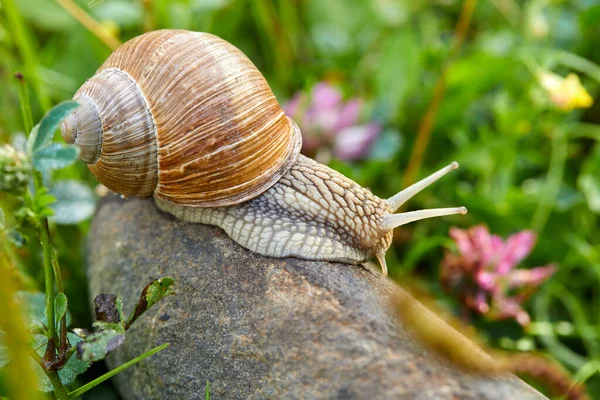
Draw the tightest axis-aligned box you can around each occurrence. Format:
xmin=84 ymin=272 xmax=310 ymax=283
xmin=87 ymin=196 xmax=546 ymax=399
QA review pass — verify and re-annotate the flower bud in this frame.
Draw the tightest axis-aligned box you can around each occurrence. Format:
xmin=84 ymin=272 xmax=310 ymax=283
xmin=537 ymin=70 xmax=593 ymax=112
xmin=0 ymin=144 xmax=31 ymax=195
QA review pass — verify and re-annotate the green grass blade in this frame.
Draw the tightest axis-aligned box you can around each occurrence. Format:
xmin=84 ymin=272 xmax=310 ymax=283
xmin=67 ymin=342 xmax=170 ymax=399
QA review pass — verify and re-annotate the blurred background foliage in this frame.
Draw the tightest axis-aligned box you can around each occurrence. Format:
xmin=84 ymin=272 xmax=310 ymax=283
xmin=1 ymin=0 xmax=600 ymax=398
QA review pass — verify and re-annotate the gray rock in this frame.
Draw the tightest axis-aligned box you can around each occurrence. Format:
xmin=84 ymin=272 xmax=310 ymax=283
xmin=87 ymin=196 xmax=546 ymax=399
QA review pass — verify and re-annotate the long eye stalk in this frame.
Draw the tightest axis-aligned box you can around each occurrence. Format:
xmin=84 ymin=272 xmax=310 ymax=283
xmin=375 ymin=162 xmax=466 ymax=277
xmin=381 ymin=207 xmax=467 ymax=231
xmin=387 ymin=162 xmax=459 ymax=212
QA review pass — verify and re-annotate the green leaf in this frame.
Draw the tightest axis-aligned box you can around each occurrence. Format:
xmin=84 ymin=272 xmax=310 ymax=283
xmin=49 ymin=180 xmax=96 ymax=225
xmin=92 ymin=321 xmax=125 ymax=333
xmin=15 ymin=292 xmax=46 ymax=327
xmin=26 ymin=124 xmax=39 ymax=155
xmin=33 ymin=333 xmax=90 ymax=392
xmin=126 ymin=277 xmax=175 ymax=328
xmin=14 ymin=206 xmax=40 ymax=229
xmin=145 ymin=277 xmax=175 ymax=309
xmin=19 ymin=187 xmax=57 ymax=222
xmin=76 ymin=328 xmax=126 ymax=363
xmin=13 ymin=291 xmax=72 ymax=329
xmin=32 ymin=144 xmax=78 ymax=171
xmin=34 ymin=187 xmax=56 ymax=209
xmin=55 ymin=293 xmax=67 ymax=324
xmin=32 ymin=100 xmax=79 ymax=152
xmin=0 ymin=208 xmax=5 ymax=229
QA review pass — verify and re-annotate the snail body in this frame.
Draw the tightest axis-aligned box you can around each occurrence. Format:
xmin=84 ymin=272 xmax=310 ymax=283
xmin=62 ymin=30 xmax=466 ymax=276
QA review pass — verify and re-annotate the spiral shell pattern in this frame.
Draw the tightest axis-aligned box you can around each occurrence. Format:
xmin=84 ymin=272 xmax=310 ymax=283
xmin=62 ymin=30 xmax=302 ymax=207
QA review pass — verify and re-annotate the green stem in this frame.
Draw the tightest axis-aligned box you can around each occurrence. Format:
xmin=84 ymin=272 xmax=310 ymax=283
xmin=40 ymin=218 xmax=57 ymax=362
xmin=27 ymin=350 xmax=68 ymax=400
xmin=553 ymin=49 xmax=600 ymax=84
xmin=16 ymin=74 xmax=34 ymax=133
xmin=51 ymin=247 xmax=64 ymax=293
xmin=3 ymin=0 xmax=51 ymax=111
xmin=51 ymin=247 xmax=70 ymax=364
xmin=67 ymin=343 xmax=170 ymax=399
xmin=18 ymin=67 xmax=59 ymax=370
xmin=531 ymin=130 xmax=567 ymax=232
xmin=16 ymin=56 xmax=70 ymax=395
xmin=46 ymin=370 xmax=70 ymax=400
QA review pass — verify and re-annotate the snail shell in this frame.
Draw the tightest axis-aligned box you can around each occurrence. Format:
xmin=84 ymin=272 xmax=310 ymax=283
xmin=61 ymin=29 xmax=302 ymax=207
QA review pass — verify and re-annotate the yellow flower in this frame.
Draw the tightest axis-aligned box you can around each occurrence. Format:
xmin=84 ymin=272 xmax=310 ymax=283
xmin=537 ymin=70 xmax=593 ymax=112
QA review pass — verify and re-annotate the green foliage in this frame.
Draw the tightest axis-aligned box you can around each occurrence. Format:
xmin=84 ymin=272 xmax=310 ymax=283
xmin=49 ymin=180 xmax=95 ymax=225
xmin=54 ymin=294 xmax=67 ymax=326
xmin=126 ymin=277 xmax=175 ymax=328
xmin=0 ymin=85 xmax=168 ymax=398
xmin=29 ymin=101 xmax=80 ymax=172
xmin=76 ymin=327 xmax=125 ymax=363
xmin=32 ymin=333 xmax=90 ymax=392
xmin=76 ymin=277 xmax=174 ymax=362
xmin=15 ymin=187 xmax=55 ymax=230
xmin=0 ymin=280 xmax=173 ymax=393
xmin=32 ymin=144 xmax=78 ymax=172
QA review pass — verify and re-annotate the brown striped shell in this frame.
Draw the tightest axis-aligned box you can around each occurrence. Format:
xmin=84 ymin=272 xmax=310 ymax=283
xmin=60 ymin=30 xmax=302 ymax=207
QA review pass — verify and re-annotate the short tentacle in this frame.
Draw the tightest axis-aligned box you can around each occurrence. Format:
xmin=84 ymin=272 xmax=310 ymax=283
xmin=375 ymin=252 xmax=389 ymax=277
xmin=380 ymin=207 xmax=467 ymax=231
xmin=387 ymin=162 xmax=459 ymax=212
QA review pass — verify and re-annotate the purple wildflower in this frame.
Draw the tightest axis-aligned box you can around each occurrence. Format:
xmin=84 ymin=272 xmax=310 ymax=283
xmin=284 ymin=82 xmax=381 ymax=163
xmin=441 ymin=225 xmax=557 ymax=326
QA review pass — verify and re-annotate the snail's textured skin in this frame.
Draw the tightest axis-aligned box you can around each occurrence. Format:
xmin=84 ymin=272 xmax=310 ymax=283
xmin=157 ymin=155 xmax=394 ymax=264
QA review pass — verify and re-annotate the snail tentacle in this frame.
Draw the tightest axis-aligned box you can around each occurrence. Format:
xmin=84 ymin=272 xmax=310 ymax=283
xmin=387 ymin=161 xmax=459 ymax=212
xmin=380 ymin=207 xmax=468 ymax=231
xmin=375 ymin=252 xmax=389 ymax=277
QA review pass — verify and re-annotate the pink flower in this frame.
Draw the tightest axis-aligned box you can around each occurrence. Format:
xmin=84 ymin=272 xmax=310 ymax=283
xmin=441 ymin=225 xmax=557 ymax=326
xmin=284 ymin=82 xmax=381 ymax=162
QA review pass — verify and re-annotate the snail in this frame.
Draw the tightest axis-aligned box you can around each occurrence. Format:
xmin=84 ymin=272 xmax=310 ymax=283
xmin=61 ymin=30 xmax=466 ymax=276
